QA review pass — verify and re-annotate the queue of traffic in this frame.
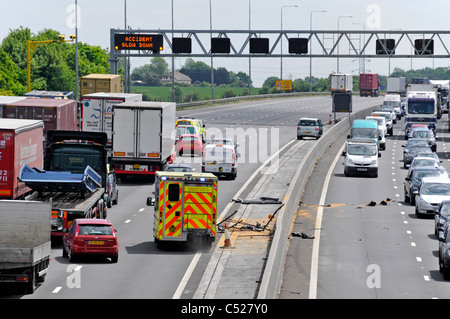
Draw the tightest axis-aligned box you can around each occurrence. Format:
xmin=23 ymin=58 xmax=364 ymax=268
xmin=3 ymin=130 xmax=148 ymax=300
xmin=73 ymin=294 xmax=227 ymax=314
xmin=342 ymin=86 xmax=450 ymax=281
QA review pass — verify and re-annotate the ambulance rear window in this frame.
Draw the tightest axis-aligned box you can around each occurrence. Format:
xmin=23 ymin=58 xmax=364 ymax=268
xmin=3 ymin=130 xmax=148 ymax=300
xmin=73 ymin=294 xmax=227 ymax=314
xmin=168 ymin=184 xmax=180 ymax=201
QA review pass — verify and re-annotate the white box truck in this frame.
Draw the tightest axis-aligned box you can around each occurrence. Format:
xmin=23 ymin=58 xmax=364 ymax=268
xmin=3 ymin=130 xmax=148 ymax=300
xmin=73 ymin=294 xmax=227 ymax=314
xmin=0 ymin=200 xmax=51 ymax=294
xmin=330 ymin=74 xmax=353 ymax=95
xmin=386 ymin=77 xmax=407 ymax=96
xmin=111 ymin=102 xmax=176 ymax=179
xmin=81 ymin=93 xmax=142 ymax=147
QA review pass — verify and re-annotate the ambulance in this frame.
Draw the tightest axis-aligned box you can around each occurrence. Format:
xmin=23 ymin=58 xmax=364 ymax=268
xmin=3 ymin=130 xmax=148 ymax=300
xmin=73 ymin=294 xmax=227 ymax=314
xmin=147 ymin=171 xmax=218 ymax=247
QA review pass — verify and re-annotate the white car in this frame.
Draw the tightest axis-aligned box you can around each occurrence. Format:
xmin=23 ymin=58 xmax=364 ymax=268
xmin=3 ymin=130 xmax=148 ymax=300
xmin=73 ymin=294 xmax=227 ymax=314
xmin=415 ymin=177 xmax=450 ymax=217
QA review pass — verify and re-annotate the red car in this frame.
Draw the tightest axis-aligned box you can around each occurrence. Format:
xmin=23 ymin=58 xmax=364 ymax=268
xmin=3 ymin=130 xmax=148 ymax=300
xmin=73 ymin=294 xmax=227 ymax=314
xmin=176 ymin=134 xmax=203 ymax=156
xmin=62 ymin=219 xmax=119 ymax=263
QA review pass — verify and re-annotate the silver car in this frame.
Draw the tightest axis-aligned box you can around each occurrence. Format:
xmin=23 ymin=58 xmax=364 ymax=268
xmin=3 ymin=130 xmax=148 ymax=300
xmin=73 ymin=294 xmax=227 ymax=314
xmin=415 ymin=177 xmax=450 ymax=217
xmin=297 ymin=118 xmax=323 ymax=140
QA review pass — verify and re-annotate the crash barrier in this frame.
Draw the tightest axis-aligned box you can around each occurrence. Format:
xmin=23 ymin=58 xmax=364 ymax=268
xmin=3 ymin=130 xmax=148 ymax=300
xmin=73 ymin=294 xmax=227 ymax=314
xmin=257 ymin=104 xmax=380 ymax=299
xmin=177 ymin=91 xmax=331 ymax=110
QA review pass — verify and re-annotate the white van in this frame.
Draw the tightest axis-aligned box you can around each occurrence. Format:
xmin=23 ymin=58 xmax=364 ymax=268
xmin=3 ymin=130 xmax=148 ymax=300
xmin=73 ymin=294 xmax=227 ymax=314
xmin=343 ymin=139 xmax=380 ymax=178
xmin=202 ymin=144 xmax=238 ymax=180
xmin=365 ymin=116 xmax=386 ymax=150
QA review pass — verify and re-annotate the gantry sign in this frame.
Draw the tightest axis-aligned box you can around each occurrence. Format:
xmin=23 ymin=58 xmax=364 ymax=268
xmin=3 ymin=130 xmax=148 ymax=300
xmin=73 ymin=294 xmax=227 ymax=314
xmin=110 ymin=28 xmax=450 ymax=72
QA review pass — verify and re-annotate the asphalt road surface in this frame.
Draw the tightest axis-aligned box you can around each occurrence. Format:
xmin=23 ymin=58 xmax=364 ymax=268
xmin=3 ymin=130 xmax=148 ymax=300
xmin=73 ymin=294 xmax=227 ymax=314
xmin=0 ymin=95 xmax=383 ymax=299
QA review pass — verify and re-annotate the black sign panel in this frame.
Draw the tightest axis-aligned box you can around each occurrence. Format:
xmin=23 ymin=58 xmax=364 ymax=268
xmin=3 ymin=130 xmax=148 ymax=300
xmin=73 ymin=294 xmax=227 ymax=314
xmin=289 ymin=38 xmax=308 ymax=54
xmin=332 ymin=92 xmax=352 ymax=113
xmin=211 ymin=38 xmax=230 ymax=54
xmin=114 ymin=33 xmax=163 ymax=52
xmin=250 ymin=38 xmax=269 ymax=54
xmin=414 ymin=39 xmax=434 ymax=55
xmin=376 ymin=39 xmax=395 ymax=55
xmin=172 ymin=38 xmax=192 ymax=54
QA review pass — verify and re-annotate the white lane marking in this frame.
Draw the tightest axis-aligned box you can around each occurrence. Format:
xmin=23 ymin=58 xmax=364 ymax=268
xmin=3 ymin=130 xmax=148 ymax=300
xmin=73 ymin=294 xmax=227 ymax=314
xmin=309 ymin=143 xmax=344 ymax=299
xmin=173 ymin=138 xmax=299 ymax=299
xmin=124 ymin=220 xmax=131 ymax=224
xmin=52 ymin=287 xmax=62 ymax=294
xmin=172 ymin=252 xmax=202 ymax=299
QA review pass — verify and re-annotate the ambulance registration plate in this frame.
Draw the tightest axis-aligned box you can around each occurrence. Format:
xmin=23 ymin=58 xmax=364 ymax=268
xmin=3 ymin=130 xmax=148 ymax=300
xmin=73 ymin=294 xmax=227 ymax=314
xmin=89 ymin=241 xmax=104 ymax=245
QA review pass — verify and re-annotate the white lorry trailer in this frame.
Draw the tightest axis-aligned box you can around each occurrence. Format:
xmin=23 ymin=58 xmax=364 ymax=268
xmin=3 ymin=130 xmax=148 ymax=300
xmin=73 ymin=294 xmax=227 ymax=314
xmin=0 ymin=200 xmax=51 ymax=294
xmin=111 ymin=102 xmax=176 ymax=179
xmin=330 ymin=73 xmax=353 ymax=95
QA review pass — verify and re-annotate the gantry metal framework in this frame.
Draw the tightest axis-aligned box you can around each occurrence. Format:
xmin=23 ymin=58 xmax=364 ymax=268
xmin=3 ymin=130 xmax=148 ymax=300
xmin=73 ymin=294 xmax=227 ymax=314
xmin=110 ymin=28 xmax=450 ymax=72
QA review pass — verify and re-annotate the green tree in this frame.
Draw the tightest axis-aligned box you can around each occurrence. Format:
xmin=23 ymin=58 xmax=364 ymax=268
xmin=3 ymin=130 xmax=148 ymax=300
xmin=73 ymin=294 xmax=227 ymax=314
xmin=1 ymin=27 xmax=110 ymax=94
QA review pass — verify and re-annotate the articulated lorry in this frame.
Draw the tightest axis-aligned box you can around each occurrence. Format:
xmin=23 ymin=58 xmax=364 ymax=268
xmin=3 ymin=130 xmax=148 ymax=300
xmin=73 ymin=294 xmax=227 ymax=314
xmin=0 ymin=200 xmax=51 ymax=294
xmin=330 ymin=74 xmax=353 ymax=95
xmin=359 ymin=73 xmax=379 ymax=97
xmin=386 ymin=76 xmax=407 ymax=96
xmin=0 ymin=119 xmax=44 ymax=200
xmin=21 ymin=130 xmax=109 ymax=237
xmin=111 ymin=102 xmax=176 ymax=179
xmin=81 ymin=92 xmax=142 ymax=147
xmin=405 ymin=84 xmax=440 ymax=138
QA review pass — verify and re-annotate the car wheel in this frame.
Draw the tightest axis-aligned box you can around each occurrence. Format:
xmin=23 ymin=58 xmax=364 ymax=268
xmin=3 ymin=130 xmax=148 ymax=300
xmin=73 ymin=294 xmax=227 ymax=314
xmin=111 ymin=255 xmax=118 ymax=263
xmin=404 ymin=192 xmax=409 ymax=203
xmin=68 ymin=247 xmax=76 ymax=262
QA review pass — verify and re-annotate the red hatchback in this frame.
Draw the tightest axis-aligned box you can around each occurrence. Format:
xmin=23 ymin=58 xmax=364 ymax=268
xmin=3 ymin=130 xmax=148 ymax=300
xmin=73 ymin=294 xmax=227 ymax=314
xmin=176 ymin=134 xmax=203 ymax=156
xmin=63 ymin=219 xmax=119 ymax=263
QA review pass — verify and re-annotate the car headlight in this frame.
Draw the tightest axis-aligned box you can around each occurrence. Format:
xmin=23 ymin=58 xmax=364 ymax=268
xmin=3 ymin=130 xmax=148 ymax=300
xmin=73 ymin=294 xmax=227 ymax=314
xmin=370 ymin=160 xmax=377 ymax=165
xmin=347 ymin=158 xmax=354 ymax=165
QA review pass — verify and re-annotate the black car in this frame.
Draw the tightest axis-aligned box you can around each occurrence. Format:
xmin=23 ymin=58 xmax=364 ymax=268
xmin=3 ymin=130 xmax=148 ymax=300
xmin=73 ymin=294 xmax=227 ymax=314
xmin=404 ymin=167 xmax=447 ymax=205
xmin=403 ymin=145 xmax=433 ymax=168
xmin=107 ymin=171 xmax=119 ymax=208
xmin=436 ymin=200 xmax=450 ymax=236
xmin=439 ymin=224 xmax=450 ymax=279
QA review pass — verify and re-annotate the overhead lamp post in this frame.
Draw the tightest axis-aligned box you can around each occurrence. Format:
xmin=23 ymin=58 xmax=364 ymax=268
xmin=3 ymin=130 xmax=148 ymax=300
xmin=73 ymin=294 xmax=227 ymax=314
xmin=337 ymin=15 xmax=352 ymax=73
xmin=352 ymin=22 xmax=366 ymax=74
xmin=26 ymin=35 xmax=75 ymax=92
xmin=280 ymin=5 xmax=299 ymax=80
xmin=309 ymin=10 xmax=326 ymax=91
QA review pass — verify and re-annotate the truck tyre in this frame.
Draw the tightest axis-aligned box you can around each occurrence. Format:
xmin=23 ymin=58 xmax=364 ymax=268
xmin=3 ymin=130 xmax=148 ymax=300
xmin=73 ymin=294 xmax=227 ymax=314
xmin=25 ymin=268 xmax=36 ymax=294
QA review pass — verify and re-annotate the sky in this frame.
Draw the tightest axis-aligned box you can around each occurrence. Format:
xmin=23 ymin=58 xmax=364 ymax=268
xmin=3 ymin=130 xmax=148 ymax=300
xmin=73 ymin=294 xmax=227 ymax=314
xmin=1 ymin=0 xmax=450 ymax=87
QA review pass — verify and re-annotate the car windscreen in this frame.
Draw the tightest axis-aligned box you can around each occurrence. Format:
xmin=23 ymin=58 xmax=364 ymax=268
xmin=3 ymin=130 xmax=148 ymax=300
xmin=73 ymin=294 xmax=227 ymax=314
xmin=167 ymin=167 xmax=193 ymax=172
xmin=408 ymin=147 xmax=432 ymax=154
xmin=298 ymin=120 xmax=317 ymax=126
xmin=180 ymin=135 xmax=198 ymax=142
xmin=421 ymin=182 xmax=450 ymax=196
xmin=78 ymin=225 xmax=113 ymax=236
xmin=347 ymin=144 xmax=377 ymax=156
xmin=411 ymin=131 xmax=433 ymax=138
xmin=412 ymin=171 xmax=441 ymax=181
xmin=412 ymin=159 xmax=437 ymax=167
xmin=205 ymin=147 xmax=233 ymax=162
xmin=351 ymin=128 xmax=378 ymax=139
